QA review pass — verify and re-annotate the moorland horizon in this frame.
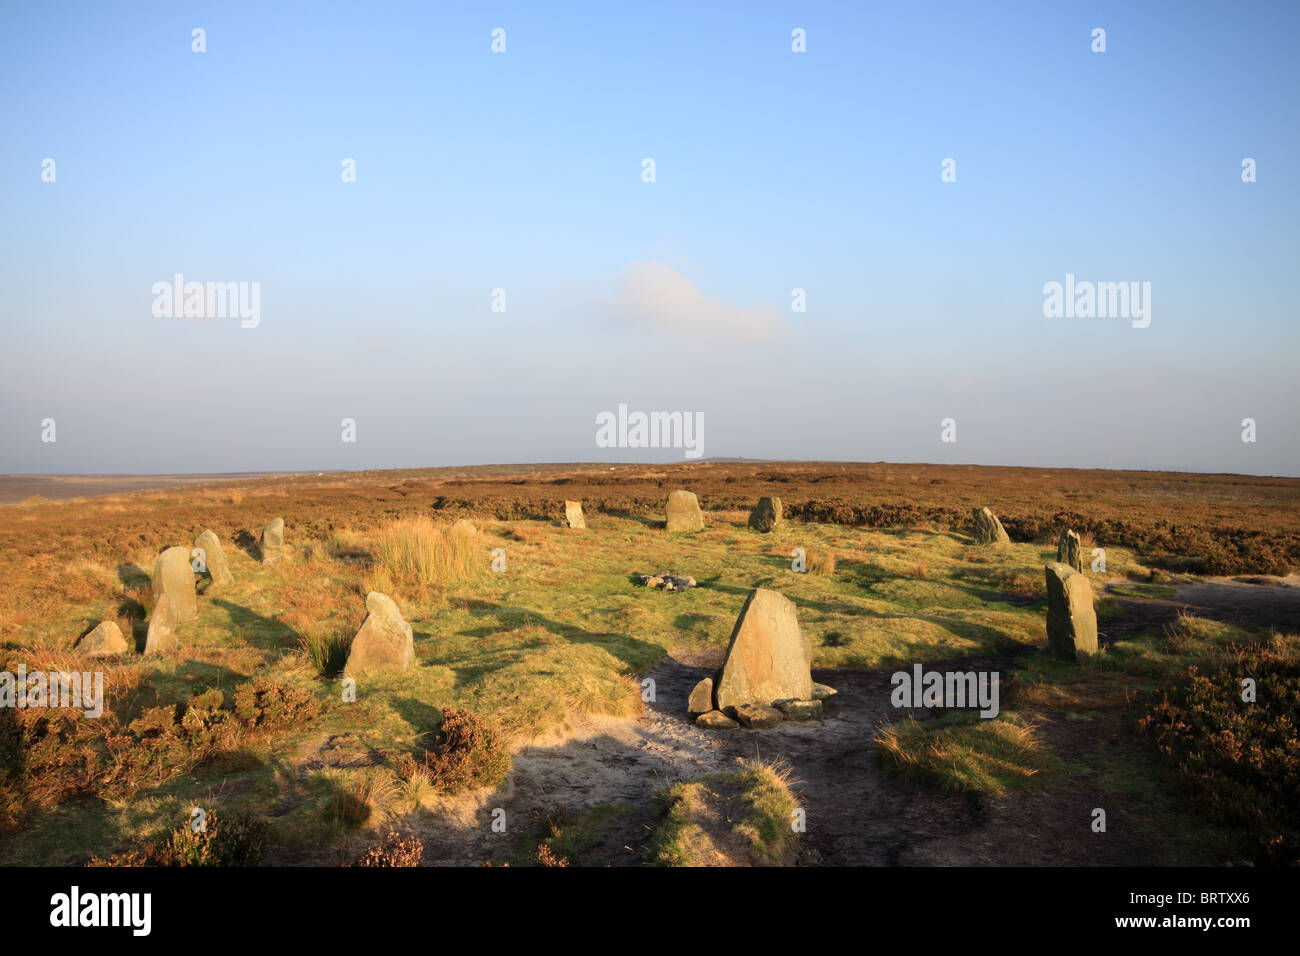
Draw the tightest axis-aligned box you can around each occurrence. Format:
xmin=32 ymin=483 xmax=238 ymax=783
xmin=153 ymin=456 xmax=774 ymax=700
xmin=8 ymin=454 xmax=1300 ymax=481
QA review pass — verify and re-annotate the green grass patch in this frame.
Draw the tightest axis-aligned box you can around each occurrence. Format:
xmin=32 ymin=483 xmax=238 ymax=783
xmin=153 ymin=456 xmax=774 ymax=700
xmin=647 ymin=760 xmax=798 ymax=866
xmin=875 ymin=712 xmax=1060 ymax=796
xmin=1109 ymin=582 xmax=1178 ymax=599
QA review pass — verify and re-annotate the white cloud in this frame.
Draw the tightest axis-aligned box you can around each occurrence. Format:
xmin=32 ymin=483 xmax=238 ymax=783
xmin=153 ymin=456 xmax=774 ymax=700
xmin=613 ymin=260 xmax=783 ymax=340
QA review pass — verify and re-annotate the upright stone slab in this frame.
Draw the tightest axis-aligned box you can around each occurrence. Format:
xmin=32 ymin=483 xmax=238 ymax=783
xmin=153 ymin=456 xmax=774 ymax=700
xmin=450 ymin=519 xmax=478 ymax=537
xmin=261 ymin=518 xmax=284 ymax=567
xmin=748 ymin=496 xmax=783 ymax=533
xmin=1044 ymin=562 xmax=1099 ymax=661
xmin=152 ymin=546 xmax=197 ymax=623
xmin=344 ymin=591 xmax=416 ymax=675
xmin=145 ymin=593 xmax=179 ymax=655
xmin=714 ymin=588 xmax=813 ymax=712
xmin=77 ymin=620 xmax=128 ymax=657
xmin=194 ymin=528 xmax=234 ymax=588
xmin=564 ymin=500 xmax=586 ymax=529
xmin=1057 ymin=529 xmax=1083 ymax=573
xmin=665 ymin=490 xmax=704 ymax=533
xmin=972 ymin=507 xmax=1010 ymax=545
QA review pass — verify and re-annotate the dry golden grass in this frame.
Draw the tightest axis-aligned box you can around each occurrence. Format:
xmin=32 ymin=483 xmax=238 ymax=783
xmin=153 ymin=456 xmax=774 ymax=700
xmin=810 ymin=550 xmax=836 ymax=577
xmin=368 ymin=517 xmax=482 ymax=594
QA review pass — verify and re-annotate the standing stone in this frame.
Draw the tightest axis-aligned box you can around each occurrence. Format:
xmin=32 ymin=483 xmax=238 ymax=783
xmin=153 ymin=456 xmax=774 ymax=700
xmin=564 ymin=500 xmax=586 ymax=529
xmin=665 ymin=490 xmax=704 ymax=533
xmin=344 ymin=592 xmax=416 ymax=675
xmin=714 ymin=588 xmax=813 ymax=712
xmin=972 ymin=507 xmax=1010 ymax=545
xmin=1044 ymin=562 xmax=1099 ymax=661
xmin=144 ymin=593 xmax=179 ymax=655
xmin=687 ymin=677 xmax=714 ymax=716
xmin=1057 ymin=529 xmax=1083 ymax=573
xmin=748 ymin=496 xmax=783 ymax=533
xmin=450 ymin=519 xmax=477 ymax=537
xmin=151 ymin=546 xmax=197 ymax=623
xmin=261 ymin=518 xmax=285 ymax=567
xmin=77 ymin=621 xmax=128 ymax=657
xmin=194 ymin=528 xmax=234 ymax=588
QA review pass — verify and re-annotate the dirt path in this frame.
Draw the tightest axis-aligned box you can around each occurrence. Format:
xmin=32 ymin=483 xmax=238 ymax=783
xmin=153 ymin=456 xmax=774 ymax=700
xmin=411 ymin=654 xmax=1020 ymax=866
xmin=1102 ymin=574 xmax=1300 ymax=642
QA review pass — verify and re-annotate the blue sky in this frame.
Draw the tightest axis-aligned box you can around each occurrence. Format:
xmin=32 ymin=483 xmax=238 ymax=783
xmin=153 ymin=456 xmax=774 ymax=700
xmin=2 ymin=0 xmax=1297 ymax=475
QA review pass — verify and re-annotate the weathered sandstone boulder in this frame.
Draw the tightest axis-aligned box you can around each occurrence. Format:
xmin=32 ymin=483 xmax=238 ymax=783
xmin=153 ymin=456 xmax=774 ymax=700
xmin=687 ymin=677 xmax=714 ymax=716
xmin=713 ymin=588 xmax=813 ymax=712
xmin=261 ymin=518 xmax=284 ymax=567
xmin=194 ymin=528 xmax=234 ymax=588
xmin=144 ymin=593 xmax=179 ymax=655
xmin=774 ymin=698 xmax=823 ymax=721
xmin=344 ymin=592 xmax=416 ymax=675
xmin=1057 ymin=529 xmax=1083 ymax=573
xmin=748 ymin=496 xmax=783 ymax=532
xmin=1045 ymin=562 xmax=1098 ymax=661
xmin=77 ymin=620 xmax=128 ymax=657
xmin=732 ymin=702 xmax=784 ymax=729
xmin=695 ymin=710 xmax=738 ymax=730
xmin=972 ymin=507 xmax=1010 ymax=545
xmin=665 ymin=490 xmax=704 ymax=533
xmin=152 ymin=546 xmax=197 ymax=623
xmin=811 ymin=682 xmax=838 ymax=701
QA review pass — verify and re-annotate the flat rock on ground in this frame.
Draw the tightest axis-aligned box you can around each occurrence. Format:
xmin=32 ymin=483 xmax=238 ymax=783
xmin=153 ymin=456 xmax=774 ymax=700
xmin=731 ymin=702 xmax=784 ymax=729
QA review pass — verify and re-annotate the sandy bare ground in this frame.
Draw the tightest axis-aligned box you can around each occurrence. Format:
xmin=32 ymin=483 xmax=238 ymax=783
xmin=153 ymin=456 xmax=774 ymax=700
xmin=407 ymin=656 xmax=949 ymax=866
xmin=1103 ymin=574 xmax=1300 ymax=642
xmin=407 ymin=653 xmax=1166 ymax=866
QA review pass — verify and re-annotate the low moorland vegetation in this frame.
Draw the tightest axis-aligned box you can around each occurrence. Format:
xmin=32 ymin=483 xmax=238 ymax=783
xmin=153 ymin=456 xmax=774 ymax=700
xmin=0 ymin=462 xmax=1295 ymax=865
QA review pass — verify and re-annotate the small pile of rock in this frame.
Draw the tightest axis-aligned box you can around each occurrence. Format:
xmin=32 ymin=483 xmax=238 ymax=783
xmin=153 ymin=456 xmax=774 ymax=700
xmin=638 ymin=571 xmax=696 ymax=591
xmin=688 ymin=587 xmax=835 ymax=729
